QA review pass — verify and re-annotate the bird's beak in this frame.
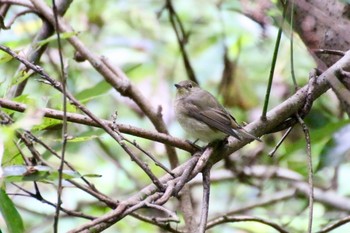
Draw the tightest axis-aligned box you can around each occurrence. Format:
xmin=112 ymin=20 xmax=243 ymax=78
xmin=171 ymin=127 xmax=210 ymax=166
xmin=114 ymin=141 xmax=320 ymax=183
xmin=174 ymin=84 xmax=181 ymax=89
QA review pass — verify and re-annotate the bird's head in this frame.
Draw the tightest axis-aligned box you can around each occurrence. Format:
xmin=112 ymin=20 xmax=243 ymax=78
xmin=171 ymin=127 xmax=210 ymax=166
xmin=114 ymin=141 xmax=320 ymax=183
xmin=174 ymin=80 xmax=199 ymax=98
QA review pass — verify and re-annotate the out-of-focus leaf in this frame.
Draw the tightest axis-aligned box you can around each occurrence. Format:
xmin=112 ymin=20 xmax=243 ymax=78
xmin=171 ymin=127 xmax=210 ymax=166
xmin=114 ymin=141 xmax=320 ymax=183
xmin=0 ymin=188 xmax=24 ymax=233
xmin=0 ymin=126 xmax=23 ymax=167
xmin=11 ymin=71 xmax=31 ymax=86
xmin=311 ymin=120 xmax=350 ymax=142
xmin=2 ymin=165 xmax=80 ymax=182
xmin=317 ymin=124 xmax=350 ymax=171
xmin=67 ymin=135 xmax=100 ymax=142
xmin=51 ymin=135 xmax=100 ymax=142
xmin=304 ymin=109 xmax=331 ymax=129
xmin=15 ymin=108 xmax=45 ymax=131
xmin=0 ymin=51 xmax=13 ymax=64
xmin=75 ymin=80 xmax=111 ymax=102
xmin=36 ymin=31 xmax=78 ymax=47
xmin=83 ymin=174 xmax=102 ymax=178
xmin=12 ymin=94 xmax=33 ymax=104
xmin=284 ymin=120 xmax=349 ymax=155
xmin=0 ymin=136 xmax=3 ymax=184
xmin=31 ymin=118 xmax=62 ymax=131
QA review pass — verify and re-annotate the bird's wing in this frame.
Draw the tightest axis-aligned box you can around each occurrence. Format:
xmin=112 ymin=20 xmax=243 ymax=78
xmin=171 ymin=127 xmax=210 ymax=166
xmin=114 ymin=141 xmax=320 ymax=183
xmin=187 ymin=104 xmax=242 ymax=140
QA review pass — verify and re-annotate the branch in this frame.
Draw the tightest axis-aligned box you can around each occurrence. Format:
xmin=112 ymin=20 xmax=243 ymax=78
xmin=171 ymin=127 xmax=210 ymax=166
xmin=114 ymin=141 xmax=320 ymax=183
xmin=316 ymin=215 xmax=350 ymax=233
xmin=206 ymin=215 xmax=289 ymax=233
xmin=0 ymin=98 xmax=194 ymax=152
xmin=198 ymin=167 xmax=211 ymax=233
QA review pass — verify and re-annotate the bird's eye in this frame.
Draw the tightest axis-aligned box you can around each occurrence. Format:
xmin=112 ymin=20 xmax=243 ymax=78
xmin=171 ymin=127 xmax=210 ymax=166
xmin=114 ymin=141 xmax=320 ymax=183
xmin=187 ymin=84 xmax=192 ymax=88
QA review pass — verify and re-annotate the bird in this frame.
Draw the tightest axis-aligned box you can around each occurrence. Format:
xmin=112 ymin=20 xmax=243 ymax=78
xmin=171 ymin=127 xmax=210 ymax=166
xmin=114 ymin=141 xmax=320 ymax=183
xmin=174 ymin=80 xmax=261 ymax=143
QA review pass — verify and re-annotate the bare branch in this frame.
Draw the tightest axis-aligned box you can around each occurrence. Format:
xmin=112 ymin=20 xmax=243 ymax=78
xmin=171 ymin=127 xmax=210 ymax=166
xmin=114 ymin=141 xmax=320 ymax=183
xmin=316 ymin=215 xmax=350 ymax=233
xmin=206 ymin=215 xmax=289 ymax=233
xmin=198 ymin=167 xmax=211 ymax=233
xmin=0 ymin=97 xmax=194 ymax=152
xmin=296 ymin=114 xmax=314 ymax=233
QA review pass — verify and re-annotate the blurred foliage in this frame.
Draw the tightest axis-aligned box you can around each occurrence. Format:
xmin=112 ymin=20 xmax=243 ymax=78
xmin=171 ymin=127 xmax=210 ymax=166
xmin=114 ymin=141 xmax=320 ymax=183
xmin=0 ymin=0 xmax=349 ymax=233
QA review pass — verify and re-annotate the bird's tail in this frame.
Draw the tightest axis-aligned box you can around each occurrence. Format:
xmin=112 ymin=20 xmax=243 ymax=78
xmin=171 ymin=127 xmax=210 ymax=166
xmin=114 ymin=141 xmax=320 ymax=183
xmin=237 ymin=129 xmax=262 ymax=142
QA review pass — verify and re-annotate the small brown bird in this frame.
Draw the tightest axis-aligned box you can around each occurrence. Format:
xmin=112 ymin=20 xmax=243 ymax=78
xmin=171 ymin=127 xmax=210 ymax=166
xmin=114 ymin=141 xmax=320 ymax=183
xmin=174 ymin=80 xmax=261 ymax=143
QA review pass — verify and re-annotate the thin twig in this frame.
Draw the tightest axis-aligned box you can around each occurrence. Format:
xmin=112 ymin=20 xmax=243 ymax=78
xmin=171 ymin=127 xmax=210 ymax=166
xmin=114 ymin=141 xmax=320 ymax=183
xmin=206 ymin=215 xmax=289 ymax=233
xmin=25 ymin=131 xmax=94 ymax=187
xmin=268 ymin=126 xmax=294 ymax=157
xmin=296 ymin=114 xmax=314 ymax=233
xmin=0 ymin=9 xmax=36 ymax=29
xmin=165 ymin=0 xmax=197 ymax=83
xmin=124 ymin=138 xmax=175 ymax=176
xmin=51 ymin=0 xmax=68 ymax=231
xmin=313 ymin=49 xmax=345 ymax=57
xmin=131 ymin=212 xmax=184 ymax=233
xmin=0 ymin=0 xmax=34 ymax=9
xmin=144 ymin=202 xmax=180 ymax=223
xmin=198 ymin=166 xmax=211 ymax=233
xmin=316 ymin=215 xmax=350 ymax=233
xmin=11 ymin=183 xmax=95 ymax=220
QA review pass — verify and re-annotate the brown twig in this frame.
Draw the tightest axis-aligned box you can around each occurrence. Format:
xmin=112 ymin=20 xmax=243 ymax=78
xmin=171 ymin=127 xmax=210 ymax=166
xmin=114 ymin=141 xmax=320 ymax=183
xmin=296 ymin=113 xmax=314 ymax=233
xmin=51 ymin=0 xmax=68 ymax=231
xmin=268 ymin=126 xmax=294 ymax=157
xmin=0 ymin=9 xmax=36 ymax=29
xmin=131 ymin=211 xmax=183 ymax=233
xmin=316 ymin=215 xmax=350 ymax=233
xmin=206 ymin=215 xmax=289 ymax=233
xmin=0 ymin=0 xmax=35 ymax=9
xmin=11 ymin=183 xmax=96 ymax=220
xmin=165 ymin=0 xmax=197 ymax=83
xmin=198 ymin=166 xmax=211 ymax=233
xmin=314 ymin=49 xmax=345 ymax=57
xmin=123 ymin=138 xmax=175 ymax=176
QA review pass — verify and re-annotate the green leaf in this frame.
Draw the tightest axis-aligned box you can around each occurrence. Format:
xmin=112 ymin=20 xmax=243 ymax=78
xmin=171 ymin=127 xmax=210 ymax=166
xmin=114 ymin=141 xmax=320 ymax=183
xmin=311 ymin=120 xmax=350 ymax=141
xmin=284 ymin=120 xmax=350 ymax=155
xmin=0 ymin=51 xmax=13 ymax=64
xmin=82 ymin=173 xmax=102 ymax=178
xmin=66 ymin=135 xmax=100 ymax=142
xmin=2 ymin=165 xmax=81 ymax=182
xmin=75 ymin=80 xmax=111 ymax=102
xmin=0 ymin=188 xmax=24 ymax=233
xmin=31 ymin=118 xmax=62 ymax=131
xmin=11 ymin=71 xmax=31 ymax=86
xmin=35 ymin=31 xmax=78 ymax=47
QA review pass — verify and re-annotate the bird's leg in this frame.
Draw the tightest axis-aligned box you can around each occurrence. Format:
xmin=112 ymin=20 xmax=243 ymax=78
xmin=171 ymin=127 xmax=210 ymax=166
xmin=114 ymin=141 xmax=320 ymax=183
xmin=207 ymin=137 xmax=228 ymax=149
xmin=186 ymin=139 xmax=204 ymax=151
